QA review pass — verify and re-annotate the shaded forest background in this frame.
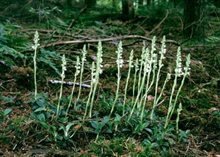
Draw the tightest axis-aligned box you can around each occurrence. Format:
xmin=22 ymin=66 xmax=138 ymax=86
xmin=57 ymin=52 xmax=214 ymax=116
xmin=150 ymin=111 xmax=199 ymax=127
xmin=1 ymin=0 xmax=220 ymax=40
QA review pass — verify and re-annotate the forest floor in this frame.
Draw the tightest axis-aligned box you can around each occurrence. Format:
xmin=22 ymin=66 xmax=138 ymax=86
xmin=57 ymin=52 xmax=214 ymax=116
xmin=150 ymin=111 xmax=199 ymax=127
xmin=0 ymin=7 xmax=220 ymax=157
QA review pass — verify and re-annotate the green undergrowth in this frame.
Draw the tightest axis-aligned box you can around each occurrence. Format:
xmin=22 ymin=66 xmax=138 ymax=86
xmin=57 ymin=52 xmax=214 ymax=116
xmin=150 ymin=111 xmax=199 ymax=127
xmin=0 ymin=92 xmax=190 ymax=156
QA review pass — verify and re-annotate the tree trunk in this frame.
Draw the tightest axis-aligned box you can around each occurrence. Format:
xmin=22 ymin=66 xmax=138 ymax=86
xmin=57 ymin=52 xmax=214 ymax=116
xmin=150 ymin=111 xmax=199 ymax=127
xmin=171 ymin=0 xmax=177 ymax=7
xmin=146 ymin=0 xmax=151 ymax=5
xmin=183 ymin=0 xmax=204 ymax=39
xmin=112 ymin=0 xmax=117 ymax=8
xmin=138 ymin=0 xmax=144 ymax=5
xmin=214 ymin=0 xmax=220 ymax=7
xmin=122 ymin=0 xmax=135 ymax=20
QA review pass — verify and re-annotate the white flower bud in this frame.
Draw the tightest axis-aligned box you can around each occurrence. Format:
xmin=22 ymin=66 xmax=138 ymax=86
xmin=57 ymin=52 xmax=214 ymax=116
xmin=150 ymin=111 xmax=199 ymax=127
xmin=61 ymin=54 xmax=67 ymax=79
xmin=175 ymin=47 xmax=184 ymax=77
xmin=32 ymin=31 xmax=40 ymax=50
xmin=116 ymin=41 xmax=123 ymax=68
xmin=75 ymin=56 xmax=81 ymax=77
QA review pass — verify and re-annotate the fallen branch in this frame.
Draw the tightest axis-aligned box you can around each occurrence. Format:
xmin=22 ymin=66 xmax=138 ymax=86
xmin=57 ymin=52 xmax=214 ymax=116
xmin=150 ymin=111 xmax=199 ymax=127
xmin=41 ymin=35 xmax=180 ymax=48
xmin=49 ymin=80 xmax=91 ymax=88
xmin=21 ymin=29 xmax=54 ymax=33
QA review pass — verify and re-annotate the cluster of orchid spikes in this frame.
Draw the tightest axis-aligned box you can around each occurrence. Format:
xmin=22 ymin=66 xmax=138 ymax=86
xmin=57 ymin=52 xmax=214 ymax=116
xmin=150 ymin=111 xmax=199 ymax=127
xmin=32 ymin=31 xmax=190 ymax=129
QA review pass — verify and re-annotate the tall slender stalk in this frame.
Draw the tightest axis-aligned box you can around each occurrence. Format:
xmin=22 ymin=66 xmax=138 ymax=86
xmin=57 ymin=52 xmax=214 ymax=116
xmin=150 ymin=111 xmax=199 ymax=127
xmin=154 ymin=73 xmax=171 ymax=105
xmin=132 ymin=59 xmax=139 ymax=104
xmin=110 ymin=41 xmax=123 ymax=116
xmin=66 ymin=56 xmax=80 ymax=116
xmin=129 ymin=37 xmax=156 ymax=120
xmin=89 ymin=41 xmax=103 ymax=118
xmin=129 ymin=53 xmax=148 ymax=120
xmin=164 ymin=53 xmax=190 ymax=128
xmin=84 ymin=62 xmax=95 ymax=121
xmin=57 ymin=55 xmax=67 ymax=117
xmin=139 ymin=37 xmax=157 ymax=107
xmin=137 ymin=44 xmax=146 ymax=91
xmin=140 ymin=52 xmax=157 ymax=122
xmin=150 ymin=36 xmax=166 ymax=120
xmin=76 ymin=45 xmax=87 ymax=105
xmin=171 ymin=54 xmax=190 ymax=118
xmin=164 ymin=71 xmax=178 ymax=128
xmin=123 ymin=50 xmax=134 ymax=115
xmin=176 ymin=103 xmax=182 ymax=134
xmin=164 ymin=48 xmax=191 ymax=128
xmin=32 ymin=31 xmax=40 ymax=100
